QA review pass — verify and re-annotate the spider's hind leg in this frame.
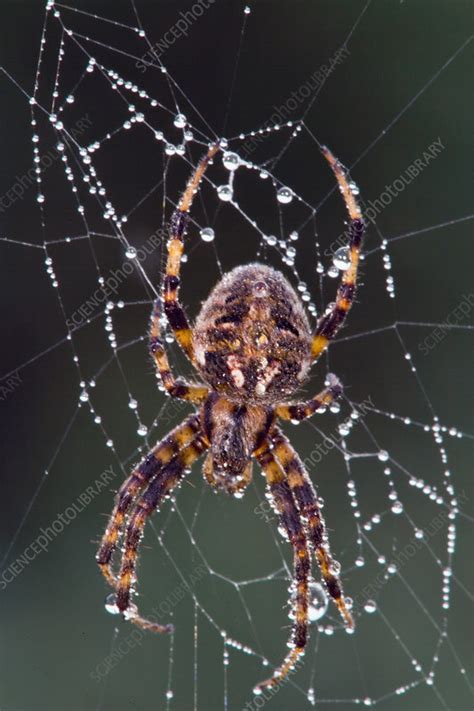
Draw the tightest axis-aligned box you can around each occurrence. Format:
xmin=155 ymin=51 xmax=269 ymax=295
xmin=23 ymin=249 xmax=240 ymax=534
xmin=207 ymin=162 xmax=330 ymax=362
xmin=254 ymin=440 xmax=311 ymax=693
xmin=272 ymin=427 xmax=354 ymax=629
xmin=97 ymin=414 xmax=202 ymax=587
xmin=115 ymin=433 xmax=208 ymax=632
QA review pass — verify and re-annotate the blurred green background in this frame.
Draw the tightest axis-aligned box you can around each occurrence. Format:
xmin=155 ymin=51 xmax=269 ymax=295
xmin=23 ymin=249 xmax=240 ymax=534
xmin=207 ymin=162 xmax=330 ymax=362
xmin=1 ymin=1 xmax=473 ymax=710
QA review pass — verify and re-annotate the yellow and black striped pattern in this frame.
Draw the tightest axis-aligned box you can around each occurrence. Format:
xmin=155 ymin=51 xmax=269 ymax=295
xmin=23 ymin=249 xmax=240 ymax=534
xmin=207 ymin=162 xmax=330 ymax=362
xmin=254 ymin=441 xmax=310 ymax=692
xmin=115 ymin=434 xmax=208 ymax=632
xmin=97 ymin=414 xmax=203 ymax=588
xmin=164 ymin=144 xmax=220 ymax=362
xmin=311 ymin=146 xmax=364 ymax=362
xmin=271 ymin=428 xmax=354 ymax=629
xmin=149 ymin=300 xmax=208 ymax=403
xmin=275 ymin=374 xmax=342 ymax=422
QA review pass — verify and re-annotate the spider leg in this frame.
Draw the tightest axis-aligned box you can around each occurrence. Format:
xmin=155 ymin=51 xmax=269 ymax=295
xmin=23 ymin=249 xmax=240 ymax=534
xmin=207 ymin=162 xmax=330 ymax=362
xmin=149 ymin=299 xmax=208 ymax=403
xmin=271 ymin=427 xmax=354 ymax=629
xmin=115 ymin=431 xmax=209 ymax=632
xmin=253 ymin=439 xmax=311 ymax=693
xmin=97 ymin=414 xmax=202 ymax=587
xmin=164 ymin=144 xmax=220 ymax=363
xmin=311 ymin=146 xmax=365 ymax=362
xmin=275 ymin=372 xmax=343 ymax=422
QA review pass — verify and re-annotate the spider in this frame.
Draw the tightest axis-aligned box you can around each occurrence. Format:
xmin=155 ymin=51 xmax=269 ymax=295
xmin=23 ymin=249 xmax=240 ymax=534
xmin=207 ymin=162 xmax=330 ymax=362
xmin=97 ymin=142 xmax=364 ymax=693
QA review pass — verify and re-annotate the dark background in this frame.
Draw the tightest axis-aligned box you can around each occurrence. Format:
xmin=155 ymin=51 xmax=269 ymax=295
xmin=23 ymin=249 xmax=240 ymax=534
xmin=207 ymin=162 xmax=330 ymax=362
xmin=1 ymin=2 xmax=473 ymax=710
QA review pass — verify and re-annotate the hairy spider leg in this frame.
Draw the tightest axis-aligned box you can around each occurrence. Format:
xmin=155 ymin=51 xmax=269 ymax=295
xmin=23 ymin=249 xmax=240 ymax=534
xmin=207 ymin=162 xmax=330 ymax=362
xmin=271 ymin=427 xmax=354 ymax=629
xmin=115 ymin=432 xmax=209 ymax=632
xmin=275 ymin=372 xmax=343 ymax=422
xmin=149 ymin=299 xmax=208 ymax=403
xmin=311 ymin=146 xmax=365 ymax=362
xmin=254 ymin=440 xmax=311 ymax=693
xmin=97 ymin=414 xmax=202 ymax=587
xmin=163 ymin=144 xmax=220 ymax=362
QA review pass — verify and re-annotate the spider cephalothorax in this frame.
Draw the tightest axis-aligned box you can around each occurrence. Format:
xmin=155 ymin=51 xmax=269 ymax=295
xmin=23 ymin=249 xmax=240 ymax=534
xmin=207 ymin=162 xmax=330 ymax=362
xmin=97 ymin=142 xmax=364 ymax=694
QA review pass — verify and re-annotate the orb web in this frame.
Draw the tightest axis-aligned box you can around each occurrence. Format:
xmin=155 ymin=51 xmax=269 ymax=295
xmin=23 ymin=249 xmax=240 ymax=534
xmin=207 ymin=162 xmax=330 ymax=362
xmin=1 ymin=2 xmax=473 ymax=710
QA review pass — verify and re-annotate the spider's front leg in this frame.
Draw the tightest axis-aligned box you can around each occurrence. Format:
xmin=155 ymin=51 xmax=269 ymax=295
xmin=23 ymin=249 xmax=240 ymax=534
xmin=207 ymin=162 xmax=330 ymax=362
xmin=253 ymin=439 xmax=311 ymax=693
xmin=311 ymin=146 xmax=365 ymax=362
xmin=149 ymin=299 xmax=208 ymax=403
xmin=163 ymin=144 xmax=220 ymax=363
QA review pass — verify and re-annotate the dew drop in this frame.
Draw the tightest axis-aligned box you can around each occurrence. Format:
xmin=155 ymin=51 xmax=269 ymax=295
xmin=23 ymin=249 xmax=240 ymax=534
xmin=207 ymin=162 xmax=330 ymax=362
xmin=364 ymin=600 xmax=377 ymax=614
xmin=333 ymin=246 xmax=351 ymax=270
xmin=137 ymin=424 xmax=148 ymax=436
xmin=173 ymin=113 xmax=187 ymax=128
xmin=391 ymin=500 xmax=404 ymax=515
xmin=200 ymin=227 xmax=215 ymax=242
xmin=377 ymin=450 xmax=389 ymax=462
xmin=125 ymin=246 xmax=137 ymax=259
xmin=105 ymin=593 xmax=120 ymax=615
xmin=217 ymin=185 xmax=233 ymax=202
xmin=308 ymin=582 xmax=328 ymax=622
xmin=327 ymin=265 xmax=339 ymax=278
xmin=277 ymin=186 xmax=293 ymax=204
xmin=222 ymin=151 xmax=240 ymax=171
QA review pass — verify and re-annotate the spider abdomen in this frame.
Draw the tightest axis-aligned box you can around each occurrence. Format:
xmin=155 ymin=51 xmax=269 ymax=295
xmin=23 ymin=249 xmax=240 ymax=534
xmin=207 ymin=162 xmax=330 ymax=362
xmin=194 ymin=263 xmax=312 ymax=404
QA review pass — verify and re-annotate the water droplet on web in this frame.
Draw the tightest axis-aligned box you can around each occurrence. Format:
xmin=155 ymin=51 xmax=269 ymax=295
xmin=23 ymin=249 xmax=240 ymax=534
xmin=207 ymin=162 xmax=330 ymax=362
xmin=165 ymin=689 xmax=174 ymax=700
xmin=277 ymin=186 xmax=293 ymax=204
xmin=200 ymin=227 xmax=215 ymax=242
xmin=66 ymin=94 xmax=74 ymax=104
xmin=125 ymin=246 xmax=137 ymax=259
xmin=105 ymin=593 xmax=120 ymax=615
xmin=217 ymin=185 xmax=233 ymax=201
xmin=137 ymin=424 xmax=148 ymax=436
xmin=165 ymin=143 xmax=176 ymax=156
xmin=222 ymin=151 xmax=240 ymax=170
xmin=173 ymin=113 xmax=186 ymax=128
xmin=244 ymin=5 xmax=251 ymax=14
xmin=264 ymin=234 xmax=277 ymax=246
xmin=333 ymin=246 xmax=351 ymax=270
xmin=327 ymin=265 xmax=339 ymax=278
xmin=79 ymin=389 xmax=89 ymax=402
xmin=37 ymin=194 xmax=45 ymax=204
xmin=391 ymin=500 xmax=404 ymax=514
xmin=378 ymin=450 xmax=389 ymax=462
xmin=128 ymin=398 xmax=137 ymax=410
xmin=308 ymin=582 xmax=328 ymax=622
xmin=364 ymin=600 xmax=377 ymax=614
